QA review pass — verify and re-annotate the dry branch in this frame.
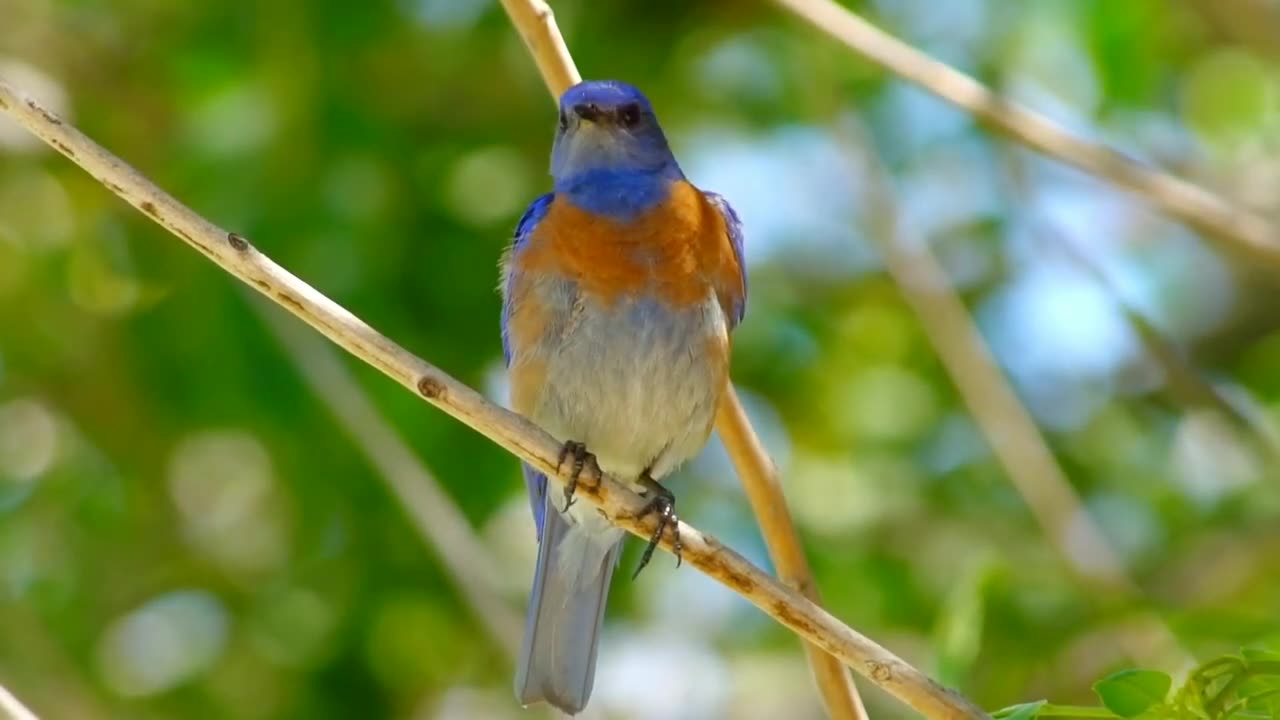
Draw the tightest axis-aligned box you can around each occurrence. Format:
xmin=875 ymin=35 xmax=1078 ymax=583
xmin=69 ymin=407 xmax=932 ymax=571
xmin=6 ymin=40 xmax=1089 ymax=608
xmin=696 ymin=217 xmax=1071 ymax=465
xmin=0 ymin=78 xmax=986 ymax=720
xmin=718 ymin=392 xmax=869 ymax=720
xmin=774 ymin=0 xmax=1280 ymax=269
xmin=0 ymin=683 xmax=38 ymax=720
xmin=498 ymin=0 xmax=581 ymax=94
xmin=840 ymin=120 xmax=1196 ymax=673
xmin=999 ymin=152 xmax=1280 ymax=466
xmin=256 ymin=302 xmax=524 ymax=659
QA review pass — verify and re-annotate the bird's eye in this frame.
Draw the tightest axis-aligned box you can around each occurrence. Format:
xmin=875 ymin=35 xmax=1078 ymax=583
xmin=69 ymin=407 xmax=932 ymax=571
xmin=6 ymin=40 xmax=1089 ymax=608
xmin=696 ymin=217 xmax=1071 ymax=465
xmin=618 ymin=103 xmax=641 ymax=127
xmin=558 ymin=109 xmax=569 ymax=131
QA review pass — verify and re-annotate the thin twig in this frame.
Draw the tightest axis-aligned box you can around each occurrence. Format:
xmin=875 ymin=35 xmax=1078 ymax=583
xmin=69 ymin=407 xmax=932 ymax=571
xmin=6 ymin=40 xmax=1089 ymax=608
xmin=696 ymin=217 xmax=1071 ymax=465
xmin=254 ymin=300 xmax=524 ymax=660
xmin=0 ymin=613 xmax=116 ymax=719
xmin=497 ymin=0 xmax=581 ymax=96
xmin=718 ymin=391 xmax=869 ymax=720
xmin=0 ymin=79 xmax=986 ymax=720
xmin=0 ymin=683 xmax=38 ymax=720
xmin=838 ymin=119 xmax=1196 ymax=674
xmin=999 ymin=150 xmax=1280 ymax=469
xmin=496 ymin=2 xmax=871 ymax=717
xmin=1043 ymin=218 xmax=1280 ymax=459
xmin=773 ymin=0 xmax=1280 ymax=268
xmin=1187 ymin=0 xmax=1280 ymax=57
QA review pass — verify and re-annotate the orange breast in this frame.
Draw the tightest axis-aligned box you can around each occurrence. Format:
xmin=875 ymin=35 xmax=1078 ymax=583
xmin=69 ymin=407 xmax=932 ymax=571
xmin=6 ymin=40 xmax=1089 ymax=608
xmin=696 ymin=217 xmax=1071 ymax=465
xmin=518 ymin=181 xmax=743 ymax=310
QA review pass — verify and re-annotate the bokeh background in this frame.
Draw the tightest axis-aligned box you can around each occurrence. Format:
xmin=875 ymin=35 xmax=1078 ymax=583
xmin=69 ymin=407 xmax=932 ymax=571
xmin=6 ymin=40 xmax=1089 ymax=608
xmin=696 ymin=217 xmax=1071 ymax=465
xmin=4 ymin=0 xmax=1280 ymax=718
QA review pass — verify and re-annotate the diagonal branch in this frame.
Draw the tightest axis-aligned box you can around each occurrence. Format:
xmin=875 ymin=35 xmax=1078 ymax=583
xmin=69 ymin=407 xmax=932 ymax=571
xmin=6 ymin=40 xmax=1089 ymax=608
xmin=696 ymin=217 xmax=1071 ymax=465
xmin=497 ymin=0 xmax=581 ymax=93
xmin=1038 ymin=221 xmax=1280 ymax=459
xmin=718 ymin=391 xmax=870 ymax=720
xmin=838 ymin=118 xmax=1196 ymax=674
xmin=0 ymin=79 xmax=986 ymax=719
xmin=0 ymin=683 xmax=39 ymax=720
xmin=773 ymin=0 xmax=1280 ymax=269
xmin=254 ymin=300 xmax=524 ymax=660
xmin=495 ymin=2 xmax=869 ymax=717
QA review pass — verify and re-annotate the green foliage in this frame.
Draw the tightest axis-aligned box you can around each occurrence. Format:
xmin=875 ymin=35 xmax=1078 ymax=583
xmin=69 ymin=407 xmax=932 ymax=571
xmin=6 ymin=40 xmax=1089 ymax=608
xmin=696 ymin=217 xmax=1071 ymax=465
xmin=993 ymin=700 xmax=1048 ymax=720
xmin=4 ymin=0 xmax=1280 ymax=718
xmin=994 ymin=650 xmax=1280 ymax=719
xmin=1094 ymin=670 xmax=1173 ymax=717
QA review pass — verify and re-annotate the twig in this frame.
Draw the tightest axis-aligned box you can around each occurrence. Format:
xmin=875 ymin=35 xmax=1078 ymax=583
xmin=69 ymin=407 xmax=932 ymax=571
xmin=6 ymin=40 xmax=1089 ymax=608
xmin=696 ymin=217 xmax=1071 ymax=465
xmin=254 ymin=300 xmax=524 ymax=660
xmin=497 ymin=0 xmax=581 ymax=96
xmin=1187 ymin=0 xmax=1280 ymax=57
xmin=838 ymin=119 xmax=1196 ymax=674
xmin=999 ymin=151 xmax=1280 ymax=469
xmin=0 ymin=79 xmax=986 ymax=720
xmin=497 ymin=2 xmax=871 ymax=717
xmin=0 ymin=613 xmax=116 ymax=719
xmin=0 ymin=683 xmax=38 ymax=720
xmin=1041 ymin=217 xmax=1280 ymax=459
xmin=718 ymin=391 xmax=869 ymax=720
xmin=772 ymin=0 xmax=1280 ymax=268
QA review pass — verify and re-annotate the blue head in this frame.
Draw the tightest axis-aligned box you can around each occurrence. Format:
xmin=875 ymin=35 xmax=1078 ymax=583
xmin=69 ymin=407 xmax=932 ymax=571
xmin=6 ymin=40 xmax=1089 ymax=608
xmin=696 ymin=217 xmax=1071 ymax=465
xmin=550 ymin=80 xmax=683 ymax=219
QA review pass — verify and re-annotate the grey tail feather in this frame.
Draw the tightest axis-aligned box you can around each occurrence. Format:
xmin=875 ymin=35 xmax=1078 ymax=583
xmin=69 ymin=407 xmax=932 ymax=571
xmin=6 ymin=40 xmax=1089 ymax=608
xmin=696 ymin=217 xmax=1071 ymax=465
xmin=515 ymin=500 xmax=622 ymax=716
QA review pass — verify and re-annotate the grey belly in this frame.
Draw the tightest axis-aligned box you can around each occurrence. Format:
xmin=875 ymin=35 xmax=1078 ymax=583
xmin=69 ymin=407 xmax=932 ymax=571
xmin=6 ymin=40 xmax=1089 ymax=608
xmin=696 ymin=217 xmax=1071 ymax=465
xmin=532 ymin=293 xmax=727 ymax=484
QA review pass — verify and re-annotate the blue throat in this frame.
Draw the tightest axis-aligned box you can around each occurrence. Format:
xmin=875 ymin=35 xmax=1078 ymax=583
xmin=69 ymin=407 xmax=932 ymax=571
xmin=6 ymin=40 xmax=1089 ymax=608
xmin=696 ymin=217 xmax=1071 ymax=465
xmin=554 ymin=166 xmax=683 ymax=221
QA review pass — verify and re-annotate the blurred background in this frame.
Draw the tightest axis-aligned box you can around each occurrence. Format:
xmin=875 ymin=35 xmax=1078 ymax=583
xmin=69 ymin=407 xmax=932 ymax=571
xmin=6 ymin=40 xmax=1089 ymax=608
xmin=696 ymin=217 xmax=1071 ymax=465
xmin=3 ymin=0 xmax=1280 ymax=718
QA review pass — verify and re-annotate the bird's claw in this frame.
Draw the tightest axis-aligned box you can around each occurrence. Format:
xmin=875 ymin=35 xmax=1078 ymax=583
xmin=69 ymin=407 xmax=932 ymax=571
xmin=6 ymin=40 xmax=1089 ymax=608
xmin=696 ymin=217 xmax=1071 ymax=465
xmin=632 ymin=474 xmax=681 ymax=579
xmin=556 ymin=440 xmax=599 ymax=513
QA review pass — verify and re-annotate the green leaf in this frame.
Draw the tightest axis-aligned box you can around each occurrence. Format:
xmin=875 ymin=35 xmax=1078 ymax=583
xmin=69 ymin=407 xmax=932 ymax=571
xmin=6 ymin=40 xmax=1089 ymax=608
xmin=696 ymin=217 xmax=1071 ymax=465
xmin=933 ymin=560 xmax=996 ymax=685
xmin=1094 ymin=669 xmax=1172 ymax=718
xmin=992 ymin=700 xmax=1047 ymax=720
xmin=1241 ymin=649 xmax=1280 ymax=665
xmin=1234 ymin=679 xmax=1280 ymax=715
xmin=1197 ymin=657 xmax=1247 ymax=680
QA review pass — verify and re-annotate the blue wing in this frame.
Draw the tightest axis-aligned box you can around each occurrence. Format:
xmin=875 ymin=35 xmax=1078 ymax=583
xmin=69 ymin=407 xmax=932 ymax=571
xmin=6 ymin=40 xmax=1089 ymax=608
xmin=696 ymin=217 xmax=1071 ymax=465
xmin=501 ymin=192 xmax=555 ymax=366
xmin=501 ymin=192 xmax=555 ymax=535
xmin=704 ymin=191 xmax=747 ymax=328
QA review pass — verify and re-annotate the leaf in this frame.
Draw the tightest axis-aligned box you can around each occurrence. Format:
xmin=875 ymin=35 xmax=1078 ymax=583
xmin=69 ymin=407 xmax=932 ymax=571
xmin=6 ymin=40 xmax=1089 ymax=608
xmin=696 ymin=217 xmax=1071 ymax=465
xmin=1094 ymin=669 xmax=1173 ymax=718
xmin=1241 ymin=648 xmax=1280 ymax=665
xmin=933 ymin=560 xmax=996 ymax=685
xmin=992 ymin=700 xmax=1047 ymax=720
xmin=1197 ymin=657 xmax=1247 ymax=680
xmin=1234 ymin=678 xmax=1280 ymax=716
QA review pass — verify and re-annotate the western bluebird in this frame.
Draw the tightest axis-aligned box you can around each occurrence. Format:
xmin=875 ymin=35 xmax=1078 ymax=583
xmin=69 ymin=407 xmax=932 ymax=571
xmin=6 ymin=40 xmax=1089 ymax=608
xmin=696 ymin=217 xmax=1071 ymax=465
xmin=500 ymin=79 xmax=746 ymax=715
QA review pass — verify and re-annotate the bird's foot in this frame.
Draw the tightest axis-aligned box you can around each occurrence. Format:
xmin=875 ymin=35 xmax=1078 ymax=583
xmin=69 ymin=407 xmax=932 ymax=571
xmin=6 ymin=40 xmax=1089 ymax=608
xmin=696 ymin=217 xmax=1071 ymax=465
xmin=632 ymin=473 xmax=681 ymax=579
xmin=556 ymin=440 xmax=600 ymax=513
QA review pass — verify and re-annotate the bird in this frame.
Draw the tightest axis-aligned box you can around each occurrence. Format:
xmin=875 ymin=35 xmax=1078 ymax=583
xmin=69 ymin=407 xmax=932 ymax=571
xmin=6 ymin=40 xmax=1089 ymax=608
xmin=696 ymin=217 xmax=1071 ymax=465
xmin=499 ymin=79 xmax=747 ymax=715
